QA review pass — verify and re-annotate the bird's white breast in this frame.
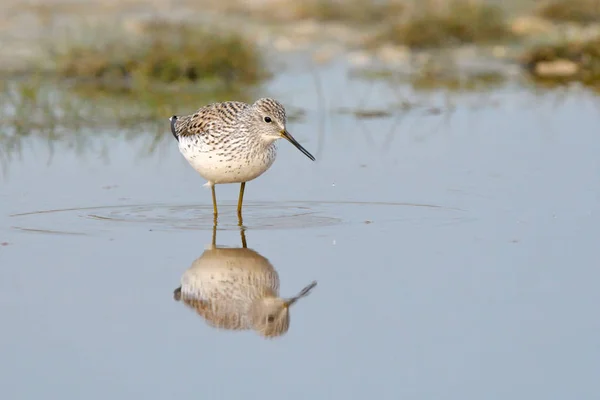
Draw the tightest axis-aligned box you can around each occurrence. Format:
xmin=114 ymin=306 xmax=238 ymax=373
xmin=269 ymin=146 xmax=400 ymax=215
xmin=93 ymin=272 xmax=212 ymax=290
xmin=178 ymin=135 xmax=277 ymax=184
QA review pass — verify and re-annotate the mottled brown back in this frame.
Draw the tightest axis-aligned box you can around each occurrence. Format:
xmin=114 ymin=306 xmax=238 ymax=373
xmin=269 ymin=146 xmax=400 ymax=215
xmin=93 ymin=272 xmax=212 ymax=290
xmin=171 ymin=101 xmax=250 ymax=139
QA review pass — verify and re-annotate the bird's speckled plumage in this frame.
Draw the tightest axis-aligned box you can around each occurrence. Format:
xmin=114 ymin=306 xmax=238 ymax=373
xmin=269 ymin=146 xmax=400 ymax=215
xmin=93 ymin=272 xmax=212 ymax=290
xmin=171 ymin=98 xmax=288 ymax=185
xmin=169 ymin=97 xmax=315 ymax=216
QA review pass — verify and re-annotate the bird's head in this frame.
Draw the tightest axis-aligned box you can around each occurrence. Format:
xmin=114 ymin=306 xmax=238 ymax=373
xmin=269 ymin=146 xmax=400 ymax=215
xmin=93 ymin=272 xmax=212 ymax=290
xmin=250 ymin=98 xmax=315 ymax=161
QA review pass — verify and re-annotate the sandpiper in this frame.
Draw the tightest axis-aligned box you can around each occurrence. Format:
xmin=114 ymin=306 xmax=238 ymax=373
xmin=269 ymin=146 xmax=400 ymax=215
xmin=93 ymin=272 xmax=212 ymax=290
xmin=170 ymin=98 xmax=315 ymax=217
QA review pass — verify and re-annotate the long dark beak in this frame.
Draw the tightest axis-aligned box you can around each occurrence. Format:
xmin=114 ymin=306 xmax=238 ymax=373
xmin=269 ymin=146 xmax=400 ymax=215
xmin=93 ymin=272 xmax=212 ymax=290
xmin=281 ymin=130 xmax=315 ymax=161
xmin=284 ymin=281 xmax=317 ymax=308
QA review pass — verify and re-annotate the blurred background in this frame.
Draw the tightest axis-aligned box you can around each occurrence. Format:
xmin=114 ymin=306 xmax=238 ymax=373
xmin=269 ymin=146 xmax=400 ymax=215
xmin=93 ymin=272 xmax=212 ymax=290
xmin=1 ymin=0 xmax=600 ymax=164
xmin=1 ymin=1 xmax=600 ymax=400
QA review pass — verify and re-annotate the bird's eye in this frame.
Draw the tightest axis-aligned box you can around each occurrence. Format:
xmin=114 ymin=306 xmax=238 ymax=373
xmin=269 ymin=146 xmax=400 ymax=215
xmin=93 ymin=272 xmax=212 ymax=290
xmin=267 ymin=315 xmax=275 ymax=323
xmin=264 ymin=116 xmax=272 ymax=123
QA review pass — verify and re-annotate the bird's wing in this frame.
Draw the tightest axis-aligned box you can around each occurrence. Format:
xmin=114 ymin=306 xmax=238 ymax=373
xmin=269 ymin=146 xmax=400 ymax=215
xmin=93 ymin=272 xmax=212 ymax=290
xmin=170 ymin=101 xmax=249 ymax=141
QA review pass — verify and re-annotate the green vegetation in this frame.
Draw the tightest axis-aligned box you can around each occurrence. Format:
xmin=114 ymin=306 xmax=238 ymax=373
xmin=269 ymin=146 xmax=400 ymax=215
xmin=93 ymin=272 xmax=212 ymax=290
xmin=291 ymin=0 xmax=405 ymax=24
xmin=373 ymin=0 xmax=512 ymax=49
xmin=536 ymin=0 xmax=600 ymax=24
xmin=50 ymin=21 xmax=268 ymax=90
xmin=522 ymin=36 xmax=600 ymax=88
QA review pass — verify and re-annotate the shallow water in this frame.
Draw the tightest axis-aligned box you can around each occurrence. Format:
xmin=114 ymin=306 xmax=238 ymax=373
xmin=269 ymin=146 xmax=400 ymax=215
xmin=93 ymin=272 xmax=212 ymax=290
xmin=1 ymin=61 xmax=600 ymax=399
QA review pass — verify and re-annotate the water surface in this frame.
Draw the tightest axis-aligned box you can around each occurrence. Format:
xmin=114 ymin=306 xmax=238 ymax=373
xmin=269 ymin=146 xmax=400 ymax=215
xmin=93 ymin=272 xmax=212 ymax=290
xmin=1 ymin=61 xmax=599 ymax=400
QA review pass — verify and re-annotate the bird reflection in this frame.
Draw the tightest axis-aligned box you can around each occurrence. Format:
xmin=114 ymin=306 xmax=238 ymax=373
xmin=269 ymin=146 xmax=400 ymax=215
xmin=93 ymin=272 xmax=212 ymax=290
xmin=173 ymin=225 xmax=317 ymax=338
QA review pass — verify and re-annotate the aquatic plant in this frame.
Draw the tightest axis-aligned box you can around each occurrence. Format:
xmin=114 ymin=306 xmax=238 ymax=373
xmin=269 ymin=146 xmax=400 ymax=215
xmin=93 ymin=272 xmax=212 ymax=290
xmin=291 ymin=0 xmax=405 ymax=24
xmin=51 ymin=21 xmax=268 ymax=89
xmin=373 ymin=0 xmax=512 ymax=49
xmin=522 ymin=36 xmax=600 ymax=88
xmin=536 ymin=0 xmax=600 ymax=24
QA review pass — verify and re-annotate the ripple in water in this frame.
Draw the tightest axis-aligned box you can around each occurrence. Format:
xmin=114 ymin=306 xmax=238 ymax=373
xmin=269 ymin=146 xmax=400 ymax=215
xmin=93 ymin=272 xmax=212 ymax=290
xmin=9 ymin=200 xmax=466 ymax=235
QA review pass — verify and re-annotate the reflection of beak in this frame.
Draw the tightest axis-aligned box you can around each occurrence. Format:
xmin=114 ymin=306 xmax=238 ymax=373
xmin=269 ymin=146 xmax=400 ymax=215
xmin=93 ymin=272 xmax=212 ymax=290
xmin=284 ymin=281 xmax=318 ymax=308
xmin=281 ymin=130 xmax=315 ymax=161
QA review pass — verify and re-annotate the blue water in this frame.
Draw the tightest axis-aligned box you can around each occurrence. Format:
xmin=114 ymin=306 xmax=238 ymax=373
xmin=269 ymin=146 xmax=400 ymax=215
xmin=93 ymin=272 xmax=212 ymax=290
xmin=1 ymin=61 xmax=599 ymax=400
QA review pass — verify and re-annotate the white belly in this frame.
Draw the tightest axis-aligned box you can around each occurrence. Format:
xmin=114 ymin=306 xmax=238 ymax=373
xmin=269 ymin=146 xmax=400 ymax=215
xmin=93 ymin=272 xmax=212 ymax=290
xmin=178 ymin=136 xmax=277 ymax=184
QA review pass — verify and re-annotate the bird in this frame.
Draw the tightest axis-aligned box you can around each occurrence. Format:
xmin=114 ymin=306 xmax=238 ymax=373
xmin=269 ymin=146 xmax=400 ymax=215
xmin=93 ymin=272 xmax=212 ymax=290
xmin=169 ymin=98 xmax=315 ymax=218
xmin=173 ymin=228 xmax=317 ymax=338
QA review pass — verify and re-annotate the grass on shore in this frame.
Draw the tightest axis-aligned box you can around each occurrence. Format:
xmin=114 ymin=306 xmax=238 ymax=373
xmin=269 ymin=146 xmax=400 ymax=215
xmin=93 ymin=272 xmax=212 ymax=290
xmin=522 ymin=36 xmax=600 ymax=88
xmin=291 ymin=0 xmax=405 ymax=24
xmin=536 ymin=0 xmax=600 ymax=24
xmin=371 ymin=0 xmax=513 ymax=49
xmin=49 ymin=20 xmax=268 ymax=90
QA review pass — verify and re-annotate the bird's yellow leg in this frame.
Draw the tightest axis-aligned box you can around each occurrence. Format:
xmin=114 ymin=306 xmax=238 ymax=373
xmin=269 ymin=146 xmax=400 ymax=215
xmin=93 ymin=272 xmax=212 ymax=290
xmin=237 ymin=182 xmax=246 ymax=218
xmin=211 ymin=184 xmax=218 ymax=217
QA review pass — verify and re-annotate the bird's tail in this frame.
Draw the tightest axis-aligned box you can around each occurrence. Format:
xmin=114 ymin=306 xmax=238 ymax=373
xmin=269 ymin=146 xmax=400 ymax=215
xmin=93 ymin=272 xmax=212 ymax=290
xmin=173 ymin=286 xmax=182 ymax=301
xmin=169 ymin=115 xmax=179 ymax=142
